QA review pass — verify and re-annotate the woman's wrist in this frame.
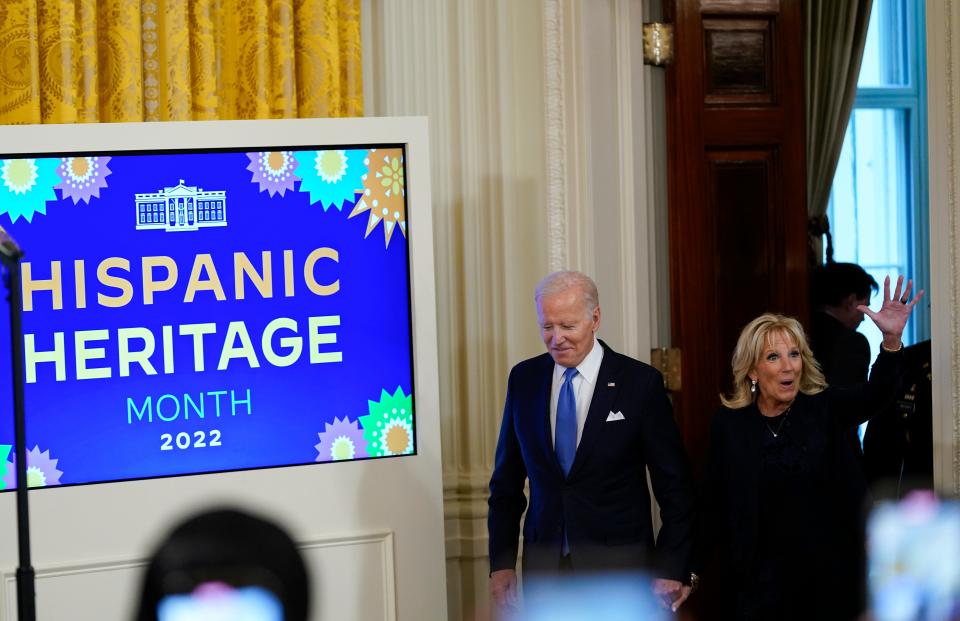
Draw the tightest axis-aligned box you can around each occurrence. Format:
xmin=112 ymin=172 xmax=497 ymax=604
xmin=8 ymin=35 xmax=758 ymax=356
xmin=881 ymin=337 xmax=903 ymax=352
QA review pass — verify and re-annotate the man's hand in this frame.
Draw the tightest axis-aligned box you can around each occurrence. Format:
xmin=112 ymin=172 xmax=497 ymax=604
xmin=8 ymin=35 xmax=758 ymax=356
xmin=652 ymin=578 xmax=691 ymax=613
xmin=490 ymin=569 xmax=519 ymax=612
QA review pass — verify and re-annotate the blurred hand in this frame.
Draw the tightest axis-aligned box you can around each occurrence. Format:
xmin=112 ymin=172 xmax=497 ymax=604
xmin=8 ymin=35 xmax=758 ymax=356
xmin=653 ymin=578 xmax=690 ymax=612
xmin=858 ymin=275 xmax=925 ymax=349
xmin=490 ymin=569 xmax=519 ymax=614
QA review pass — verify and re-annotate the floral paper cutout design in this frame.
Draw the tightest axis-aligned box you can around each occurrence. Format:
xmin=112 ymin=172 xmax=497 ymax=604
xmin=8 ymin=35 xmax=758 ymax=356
xmin=2 ymin=445 xmax=63 ymax=489
xmin=358 ymin=386 xmax=414 ymax=457
xmin=0 ymin=445 xmax=9 ymax=490
xmin=0 ymin=158 xmax=60 ymax=223
xmin=55 ymin=156 xmax=112 ymax=204
xmin=246 ymin=151 xmax=300 ymax=197
xmin=294 ymin=149 xmax=367 ymax=211
xmin=315 ymin=416 xmax=369 ymax=462
xmin=348 ymin=149 xmax=406 ymax=247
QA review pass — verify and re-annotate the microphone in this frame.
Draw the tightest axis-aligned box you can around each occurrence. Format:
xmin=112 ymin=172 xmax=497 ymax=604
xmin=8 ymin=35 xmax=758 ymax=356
xmin=0 ymin=224 xmax=23 ymax=260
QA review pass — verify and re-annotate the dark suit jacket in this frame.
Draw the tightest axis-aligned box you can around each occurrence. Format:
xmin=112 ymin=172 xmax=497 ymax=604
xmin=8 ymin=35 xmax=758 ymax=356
xmin=810 ymin=310 xmax=871 ymax=387
xmin=862 ymin=340 xmax=933 ymax=490
xmin=487 ymin=340 xmax=695 ymax=580
xmin=811 ymin=310 xmax=873 ymax=460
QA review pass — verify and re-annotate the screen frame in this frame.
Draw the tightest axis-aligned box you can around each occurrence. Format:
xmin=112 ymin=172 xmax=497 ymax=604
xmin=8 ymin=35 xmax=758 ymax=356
xmin=0 ymin=136 xmax=420 ymax=489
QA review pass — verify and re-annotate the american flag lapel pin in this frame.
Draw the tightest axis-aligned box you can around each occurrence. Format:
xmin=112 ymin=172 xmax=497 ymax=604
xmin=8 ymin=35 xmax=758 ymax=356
xmin=607 ymin=382 xmax=616 ymax=387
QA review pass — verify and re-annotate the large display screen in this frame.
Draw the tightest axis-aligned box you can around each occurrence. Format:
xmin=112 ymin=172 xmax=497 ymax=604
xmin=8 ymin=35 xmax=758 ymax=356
xmin=0 ymin=145 xmax=415 ymax=489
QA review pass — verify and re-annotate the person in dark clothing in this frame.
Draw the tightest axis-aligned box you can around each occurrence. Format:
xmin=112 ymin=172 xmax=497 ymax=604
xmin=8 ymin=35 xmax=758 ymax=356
xmin=134 ymin=507 xmax=310 ymax=621
xmin=861 ymin=340 xmax=934 ymax=493
xmin=810 ymin=262 xmax=879 ymax=457
xmin=810 ymin=262 xmax=879 ymax=386
xmin=487 ymin=271 xmax=697 ymax=615
xmin=700 ymin=275 xmax=923 ymax=621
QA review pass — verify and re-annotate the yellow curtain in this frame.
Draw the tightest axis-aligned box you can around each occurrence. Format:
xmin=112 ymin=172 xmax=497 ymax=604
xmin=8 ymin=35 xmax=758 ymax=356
xmin=0 ymin=0 xmax=362 ymax=124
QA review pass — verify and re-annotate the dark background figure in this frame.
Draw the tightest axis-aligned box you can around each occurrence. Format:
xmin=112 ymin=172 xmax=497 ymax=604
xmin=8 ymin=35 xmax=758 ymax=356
xmin=810 ymin=261 xmax=878 ymax=387
xmin=134 ymin=507 xmax=310 ymax=621
xmin=810 ymin=262 xmax=879 ymax=458
xmin=862 ymin=339 xmax=934 ymax=494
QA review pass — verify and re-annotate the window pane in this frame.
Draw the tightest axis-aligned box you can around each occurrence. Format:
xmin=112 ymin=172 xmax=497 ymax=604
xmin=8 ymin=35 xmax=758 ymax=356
xmin=857 ymin=0 xmax=909 ymax=87
xmin=827 ymin=108 xmax=912 ymax=355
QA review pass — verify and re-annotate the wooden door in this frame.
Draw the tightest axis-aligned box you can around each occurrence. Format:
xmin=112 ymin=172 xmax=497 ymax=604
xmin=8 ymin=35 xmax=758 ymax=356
xmin=663 ymin=0 xmax=809 ymax=477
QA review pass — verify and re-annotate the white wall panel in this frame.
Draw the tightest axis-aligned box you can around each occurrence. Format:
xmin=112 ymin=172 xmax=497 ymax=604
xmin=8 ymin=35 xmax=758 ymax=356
xmin=1 ymin=532 xmax=397 ymax=621
xmin=0 ymin=117 xmax=446 ymax=621
xmin=925 ymin=0 xmax=960 ymax=496
xmin=362 ymin=1 xmax=671 ymax=618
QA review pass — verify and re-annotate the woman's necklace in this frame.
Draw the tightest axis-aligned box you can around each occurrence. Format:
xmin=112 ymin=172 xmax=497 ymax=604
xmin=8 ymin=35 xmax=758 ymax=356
xmin=762 ymin=407 xmax=791 ymax=438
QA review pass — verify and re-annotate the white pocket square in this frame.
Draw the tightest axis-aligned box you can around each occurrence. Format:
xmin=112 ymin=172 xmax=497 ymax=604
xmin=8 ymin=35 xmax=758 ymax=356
xmin=606 ymin=411 xmax=625 ymax=421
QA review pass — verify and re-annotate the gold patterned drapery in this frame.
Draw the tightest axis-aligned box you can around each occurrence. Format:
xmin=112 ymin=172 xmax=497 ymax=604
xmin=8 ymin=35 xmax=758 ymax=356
xmin=0 ymin=0 xmax=362 ymax=124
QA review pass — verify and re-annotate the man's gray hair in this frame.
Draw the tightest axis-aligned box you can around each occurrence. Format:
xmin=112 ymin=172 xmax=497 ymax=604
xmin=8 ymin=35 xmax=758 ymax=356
xmin=535 ymin=271 xmax=600 ymax=313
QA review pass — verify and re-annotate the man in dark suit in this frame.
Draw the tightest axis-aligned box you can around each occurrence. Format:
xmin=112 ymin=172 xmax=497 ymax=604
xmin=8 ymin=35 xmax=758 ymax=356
xmin=862 ymin=339 xmax=933 ymax=492
xmin=810 ymin=262 xmax=879 ymax=389
xmin=487 ymin=271 xmax=696 ymax=613
xmin=810 ymin=262 xmax=879 ymax=459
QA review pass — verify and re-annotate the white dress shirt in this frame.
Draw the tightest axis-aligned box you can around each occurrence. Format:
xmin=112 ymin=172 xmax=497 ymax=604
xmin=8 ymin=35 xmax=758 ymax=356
xmin=550 ymin=337 xmax=604 ymax=448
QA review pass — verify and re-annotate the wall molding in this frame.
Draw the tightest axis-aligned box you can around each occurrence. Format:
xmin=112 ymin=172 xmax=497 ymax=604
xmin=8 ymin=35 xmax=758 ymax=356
xmin=299 ymin=530 xmax=398 ymax=621
xmin=365 ymin=2 xmax=670 ymax=619
xmin=1 ymin=531 xmax=397 ymax=621
xmin=543 ymin=0 xmax=568 ymax=271
xmin=0 ymin=530 xmax=396 ymax=575
xmin=925 ymin=0 xmax=960 ymax=496
xmin=444 ymin=534 xmax=490 ymax=561
xmin=443 ymin=477 xmax=489 ymax=521
xmin=363 ymin=1 xmax=552 ymax=618
xmin=946 ymin=0 xmax=960 ymax=497
xmin=614 ymin=0 xmax=641 ymax=357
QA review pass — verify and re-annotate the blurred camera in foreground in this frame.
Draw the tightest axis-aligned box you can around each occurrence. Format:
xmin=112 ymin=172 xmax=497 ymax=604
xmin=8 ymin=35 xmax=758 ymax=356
xmin=868 ymin=491 xmax=960 ymax=621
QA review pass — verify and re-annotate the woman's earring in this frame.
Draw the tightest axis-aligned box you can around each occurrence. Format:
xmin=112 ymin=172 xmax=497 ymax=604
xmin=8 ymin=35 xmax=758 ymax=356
xmin=750 ymin=379 xmax=757 ymax=394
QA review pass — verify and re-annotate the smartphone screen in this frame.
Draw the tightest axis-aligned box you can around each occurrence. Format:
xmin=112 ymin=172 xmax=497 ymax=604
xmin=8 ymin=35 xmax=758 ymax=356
xmin=157 ymin=581 xmax=284 ymax=621
xmin=866 ymin=492 xmax=960 ymax=621
xmin=513 ymin=572 xmax=669 ymax=621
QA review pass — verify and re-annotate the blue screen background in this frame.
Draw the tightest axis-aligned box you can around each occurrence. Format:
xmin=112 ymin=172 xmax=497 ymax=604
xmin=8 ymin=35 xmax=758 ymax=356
xmin=0 ymin=147 xmax=415 ymax=489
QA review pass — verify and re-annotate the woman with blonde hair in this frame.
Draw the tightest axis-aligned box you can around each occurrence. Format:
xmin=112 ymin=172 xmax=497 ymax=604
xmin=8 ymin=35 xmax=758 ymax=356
xmin=699 ymin=275 xmax=923 ymax=621
xmin=721 ymin=312 xmax=828 ymax=410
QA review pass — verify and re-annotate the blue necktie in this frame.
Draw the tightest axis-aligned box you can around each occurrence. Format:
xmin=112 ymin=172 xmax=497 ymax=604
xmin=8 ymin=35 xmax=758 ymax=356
xmin=556 ymin=367 xmax=578 ymax=476
xmin=556 ymin=366 xmax=578 ymax=557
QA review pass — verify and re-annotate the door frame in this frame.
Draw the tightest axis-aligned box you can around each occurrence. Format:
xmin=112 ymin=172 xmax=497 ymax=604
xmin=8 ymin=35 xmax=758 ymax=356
xmin=924 ymin=1 xmax=960 ymax=497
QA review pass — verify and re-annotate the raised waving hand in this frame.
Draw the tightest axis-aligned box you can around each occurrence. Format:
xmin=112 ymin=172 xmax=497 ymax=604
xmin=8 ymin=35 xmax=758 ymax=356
xmin=857 ymin=275 xmax=925 ymax=350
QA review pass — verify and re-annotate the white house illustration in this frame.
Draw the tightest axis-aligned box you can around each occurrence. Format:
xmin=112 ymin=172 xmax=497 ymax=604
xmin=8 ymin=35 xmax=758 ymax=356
xmin=135 ymin=179 xmax=227 ymax=232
